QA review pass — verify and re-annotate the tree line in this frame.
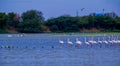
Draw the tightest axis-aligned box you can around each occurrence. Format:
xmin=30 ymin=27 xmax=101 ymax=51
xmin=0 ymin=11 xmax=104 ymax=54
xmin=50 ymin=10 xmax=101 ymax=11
xmin=0 ymin=10 xmax=120 ymax=33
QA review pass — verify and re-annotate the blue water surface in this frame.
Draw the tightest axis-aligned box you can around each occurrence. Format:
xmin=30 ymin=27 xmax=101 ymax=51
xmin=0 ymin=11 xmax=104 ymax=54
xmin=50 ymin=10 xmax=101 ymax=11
xmin=0 ymin=34 xmax=120 ymax=66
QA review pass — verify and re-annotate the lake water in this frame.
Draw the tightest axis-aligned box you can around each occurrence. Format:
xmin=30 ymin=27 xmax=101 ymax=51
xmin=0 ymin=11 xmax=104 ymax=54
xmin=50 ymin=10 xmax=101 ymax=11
xmin=0 ymin=34 xmax=120 ymax=66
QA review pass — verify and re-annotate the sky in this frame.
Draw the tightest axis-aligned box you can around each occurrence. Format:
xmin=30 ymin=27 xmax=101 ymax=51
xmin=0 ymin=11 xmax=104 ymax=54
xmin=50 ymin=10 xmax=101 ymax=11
xmin=0 ymin=0 xmax=120 ymax=20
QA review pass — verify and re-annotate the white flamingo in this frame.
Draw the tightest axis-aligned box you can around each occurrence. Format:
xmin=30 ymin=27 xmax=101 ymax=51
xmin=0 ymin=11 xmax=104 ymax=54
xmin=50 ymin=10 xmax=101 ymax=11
xmin=102 ymin=36 xmax=109 ymax=48
xmin=98 ymin=37 xmax=102 ymax=44
xmin=75 ymin=38 xmax=82 ymax=48
xmin=113 ymin=36 xmax=118 ymax=44
xmin=112 ymin=36 xmax=120 ymax=47
xmin=103 ymin=36 xmax=108 ymax=44
xmin=108 ymin=36 xmax=113 ymax=44
xmin=67 ymin=38 xmax=73 ymax=46
xmin=103 ymin=40 xmax=108 ymax=44
xmin=88 ymin=36 xmax=97 ymax=47
xmin=89 ymin=37 xmax=97 ymax=44
xmin=97 ymin=37 xmax=102 ymax=48
xmin=84 ymin=37 xmax=89 ymax=47
xmin=59 ymin=40 xmax=64 ymax=45
xmin=116 ymin=36 xmax=120 ymax=45
xmin=117 ymin=39 xmax=120 ymax=46
xmin=108 ymin=36 xmax=116 ymax=47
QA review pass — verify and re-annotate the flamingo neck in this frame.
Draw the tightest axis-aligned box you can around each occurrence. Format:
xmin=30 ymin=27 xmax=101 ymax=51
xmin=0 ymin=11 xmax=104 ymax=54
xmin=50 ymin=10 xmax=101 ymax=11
xmin=76 ymin=38 xmax=78 ymax=41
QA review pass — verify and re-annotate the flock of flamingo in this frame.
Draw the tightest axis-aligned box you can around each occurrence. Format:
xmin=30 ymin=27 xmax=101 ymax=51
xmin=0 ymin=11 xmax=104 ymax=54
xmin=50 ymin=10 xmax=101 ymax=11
xmin=59 ymin=36 xmax=120 ymax=48
xmin=0 ymin=34 xmax=120 ymax=49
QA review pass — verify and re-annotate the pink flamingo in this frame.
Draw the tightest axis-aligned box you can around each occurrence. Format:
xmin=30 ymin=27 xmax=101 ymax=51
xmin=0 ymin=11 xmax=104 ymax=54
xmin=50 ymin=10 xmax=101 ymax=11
xmin=75 ymin=38 xmax=82 ymax=48
xmin=67 ymin=38 xmax=73 ymax=47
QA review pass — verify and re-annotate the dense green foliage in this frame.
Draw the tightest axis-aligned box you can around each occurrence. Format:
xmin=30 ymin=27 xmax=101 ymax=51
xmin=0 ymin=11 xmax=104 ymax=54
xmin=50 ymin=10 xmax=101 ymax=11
xmin=18 ymin=19 xmax=43 ymax=33
xmin=18 ymin=10 xmax=45 ymax=33
xmin=22 ymin=10 xmax=44 ymax=21
xmin=0 ymin=10 xmax=120 ymax=33
xmin=0 ymin=12 xmax=7 ymax=29
xmin=46 ymin=16 xmax=120 ymax=32
xmin=7 ymin=12 xmax=19 ymax=28
xmin=46 ymin=16 xmax=79 ymax=32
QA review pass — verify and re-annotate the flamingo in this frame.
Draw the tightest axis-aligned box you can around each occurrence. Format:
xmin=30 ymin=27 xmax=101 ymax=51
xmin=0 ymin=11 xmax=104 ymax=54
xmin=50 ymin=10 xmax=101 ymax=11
xmin=88 ymin=37 xmax=93 ymax=47
xmin=116 ymin=36 xmax=120 ymax=46
xmin=112 ymin=36 xmax=116 ymax=44
xmin=88 ymin=36 xmax=97 ymax=47
xmin=108 ymin=36 xmax=117 ymax=47
xmin=113 ymin=36 xmax=120 ymax=46
xmin=117 ymin=40 xmax=120 ymax=46
xmin=108 ymin=36 xmax=113 ymax=44
xmin=75 ymin=38 xmax=82 ymax=48
xmin=59 ymin=40 xmax=64 ymax=45
xmin=97 ymin=37 xmax=102 ymax=48
xmin=102 ymin=36 xmax=108 ymax=48
xmin=67 ymin=38 xmax=73 ymax=47
xmin=115 ymin=37 xmax=119 ymax=44
xmin=84 ymin=37 xmax=89 ymax=47
xmin=103 ymin=40 xmax=108 ymax=44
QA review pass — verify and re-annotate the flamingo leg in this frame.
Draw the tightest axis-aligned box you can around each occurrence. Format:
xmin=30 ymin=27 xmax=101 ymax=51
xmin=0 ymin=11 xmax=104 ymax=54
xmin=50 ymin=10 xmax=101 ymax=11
xmin=77 ymin=44 xmax=81 ymax=48
xmin=91 ymin=44 xmax=92 ymax=48
xmin=60 ymin=43 xmax=63 ymax=46
xmin=100 ymin=44 xmax=102 ymax=48
xmin=119 ymin=43 xmax=120 ymax=46
xmin=77 ymin=44 xmax=79 ymax=48
xmin=69 ymin=44 xmax=72 ymax=47
xmin=86 ymin=45 xmax=89 ymax=48
xmin=110 ymin=44 xmax=112 ymax=47
xmin=118 ymin=43 xmax=120 ymax=46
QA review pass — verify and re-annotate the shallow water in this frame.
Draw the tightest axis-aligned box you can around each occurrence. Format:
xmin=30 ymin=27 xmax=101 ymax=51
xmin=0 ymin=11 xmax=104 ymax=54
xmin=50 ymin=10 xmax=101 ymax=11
xmin=0 ymin=34 xmax=120 ymax=66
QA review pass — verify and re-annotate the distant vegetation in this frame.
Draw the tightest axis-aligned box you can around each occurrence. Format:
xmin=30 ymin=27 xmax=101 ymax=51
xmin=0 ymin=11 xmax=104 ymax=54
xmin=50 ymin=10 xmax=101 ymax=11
xmin=0 ymin=10 xmax=120 ymax=33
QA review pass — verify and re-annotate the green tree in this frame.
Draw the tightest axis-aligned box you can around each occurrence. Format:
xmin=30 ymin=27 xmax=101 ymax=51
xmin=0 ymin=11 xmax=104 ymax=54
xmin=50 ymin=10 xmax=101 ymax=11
xmin=50 ymin=25 xmax=59 ymax=32
xmin=77 ymin=16 xmax=89 ymax=29
xmin=94 ymin=16 xmax=115 ymax=29
xmin=114 ymin=17 xmax=120 ymax=29
xmin=18 ymin=10 xmax=45 ymax=33
xmin=18 ymin=19 xmax=43 ymax=33
xmin=22 ymin=10 xmax=44 ymax=21
xmin=0 ymin=12 xmax=7 ymax=29
xmin=7 ymin=12 xmax=19 ymax=28
xmin=46 ymin=16 xmax=79 ymax=32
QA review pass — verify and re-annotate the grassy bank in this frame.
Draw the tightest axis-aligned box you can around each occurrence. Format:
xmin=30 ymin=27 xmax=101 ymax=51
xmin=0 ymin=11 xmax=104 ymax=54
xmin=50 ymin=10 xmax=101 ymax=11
xmin=0 ymin=29 xmax=120 ymax=36
xmin=50 ymin=32 xmax=120 ymax=36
